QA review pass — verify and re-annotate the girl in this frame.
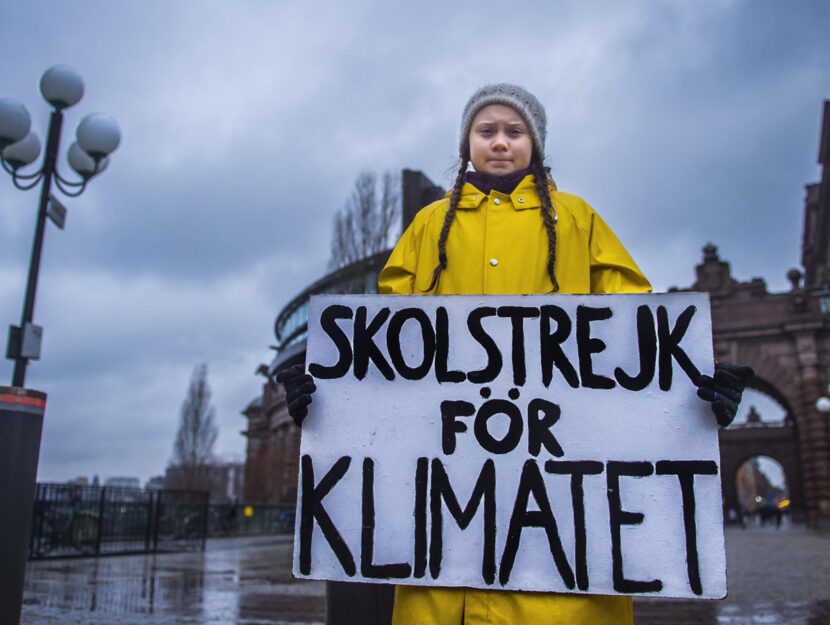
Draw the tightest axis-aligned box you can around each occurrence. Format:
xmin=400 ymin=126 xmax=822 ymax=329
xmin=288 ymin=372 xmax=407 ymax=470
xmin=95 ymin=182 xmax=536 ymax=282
xmin=377 ymin=83 xmax=650 ymax=300
xmin=280 ymin=83 xmax=752 ymax=625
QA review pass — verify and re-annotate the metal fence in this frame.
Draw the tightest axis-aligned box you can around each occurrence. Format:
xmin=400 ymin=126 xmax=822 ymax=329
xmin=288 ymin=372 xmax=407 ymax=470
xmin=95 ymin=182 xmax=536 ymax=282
xmin=28 ymin=483 xmax=297 ymax=559
xmin=29 ymin=483 xmax=208 ymax=559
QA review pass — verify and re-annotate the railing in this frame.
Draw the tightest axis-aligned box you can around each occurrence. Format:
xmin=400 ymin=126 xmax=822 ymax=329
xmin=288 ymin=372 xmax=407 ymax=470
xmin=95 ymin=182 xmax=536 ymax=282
xmin=28 ymin=484 xmax=297 ymax=559
xmin=28 ymin=483 xmax=208 ymax=559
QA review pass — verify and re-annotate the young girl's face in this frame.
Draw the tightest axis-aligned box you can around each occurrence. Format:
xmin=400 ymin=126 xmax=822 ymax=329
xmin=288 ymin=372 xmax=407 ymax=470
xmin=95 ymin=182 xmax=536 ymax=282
xmin=468 ymin=104 xmax=533 ymax=175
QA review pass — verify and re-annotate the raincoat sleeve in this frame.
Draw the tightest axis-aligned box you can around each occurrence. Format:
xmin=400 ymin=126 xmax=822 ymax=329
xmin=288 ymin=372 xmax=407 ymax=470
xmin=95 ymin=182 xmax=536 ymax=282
xmin=588 ymin=209 xmax=652 ymax=294
xmin=378 ymin=214 xmax=423 ymax=295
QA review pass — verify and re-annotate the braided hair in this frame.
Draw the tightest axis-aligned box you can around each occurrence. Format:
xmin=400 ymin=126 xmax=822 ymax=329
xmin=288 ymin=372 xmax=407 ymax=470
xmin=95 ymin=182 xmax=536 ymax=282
xmin=425 ymin=148 xmax=559 ymax=293
xmin=530 ymin=155 xmax=560 ymax=292
xmin=425 ymin=149 xmax=469 ymax=292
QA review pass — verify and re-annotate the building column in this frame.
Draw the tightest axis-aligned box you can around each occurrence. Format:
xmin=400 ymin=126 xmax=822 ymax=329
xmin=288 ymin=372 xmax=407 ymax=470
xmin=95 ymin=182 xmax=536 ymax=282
xmin=793 ymin=329 xmax=830 ymax=526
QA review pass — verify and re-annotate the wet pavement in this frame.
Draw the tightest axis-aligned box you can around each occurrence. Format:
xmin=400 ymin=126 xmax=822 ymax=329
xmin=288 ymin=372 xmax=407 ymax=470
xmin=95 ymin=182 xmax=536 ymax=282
xmin=20 ymin=525 xmax=830 ymax=624
xmin=21 ymin=535 xmax=325 ymax=625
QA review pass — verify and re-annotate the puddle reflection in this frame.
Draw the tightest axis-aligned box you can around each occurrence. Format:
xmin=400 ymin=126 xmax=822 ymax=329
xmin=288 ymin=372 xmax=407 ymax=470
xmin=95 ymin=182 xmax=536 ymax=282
xmin=25 ymin=535 xmax=826 ymax=625
xmin=23 ymin=537 xmax=324 ymax=624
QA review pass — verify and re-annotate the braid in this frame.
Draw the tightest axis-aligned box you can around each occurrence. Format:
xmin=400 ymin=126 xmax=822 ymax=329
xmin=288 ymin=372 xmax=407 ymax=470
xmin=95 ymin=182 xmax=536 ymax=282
xmin=531 ymin=157 xmax=560 ymax=292
xmin=426 ymin=154 xmax=469 ymax=292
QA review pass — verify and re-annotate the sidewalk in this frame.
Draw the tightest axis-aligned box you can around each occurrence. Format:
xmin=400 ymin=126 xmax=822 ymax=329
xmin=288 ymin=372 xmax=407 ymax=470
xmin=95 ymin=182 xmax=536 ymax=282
xmin=21 ymin=526 xmax=830 ymax=624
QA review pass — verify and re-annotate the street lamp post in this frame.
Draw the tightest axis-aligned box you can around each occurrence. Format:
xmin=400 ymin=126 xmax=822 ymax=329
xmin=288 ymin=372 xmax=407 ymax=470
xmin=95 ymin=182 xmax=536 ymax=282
xmin=0 ymin=66 xmax=119 ymax=625
xmin=0 ymin=65 xmax=120 ymax=388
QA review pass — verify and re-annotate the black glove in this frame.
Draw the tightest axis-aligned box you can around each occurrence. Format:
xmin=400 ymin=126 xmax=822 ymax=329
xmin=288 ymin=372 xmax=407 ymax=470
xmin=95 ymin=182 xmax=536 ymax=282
xmin=276 ymin=364 xmax=316 ymax=426
xmin=696 ymin=363 xmax=754 ymax=427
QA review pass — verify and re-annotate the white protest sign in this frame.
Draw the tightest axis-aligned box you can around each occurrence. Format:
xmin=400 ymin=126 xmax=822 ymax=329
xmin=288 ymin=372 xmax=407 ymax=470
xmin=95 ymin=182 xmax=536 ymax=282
xmin=293 ymin=293 xmax=725 ymax=599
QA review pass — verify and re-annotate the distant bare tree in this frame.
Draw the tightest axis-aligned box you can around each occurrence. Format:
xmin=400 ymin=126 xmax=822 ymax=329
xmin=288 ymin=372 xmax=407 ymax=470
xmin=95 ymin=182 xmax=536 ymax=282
xmin=328 ymin=170 xmax=400 ymax=269
xmin=169 ymin=364 xmax=218 ymax=490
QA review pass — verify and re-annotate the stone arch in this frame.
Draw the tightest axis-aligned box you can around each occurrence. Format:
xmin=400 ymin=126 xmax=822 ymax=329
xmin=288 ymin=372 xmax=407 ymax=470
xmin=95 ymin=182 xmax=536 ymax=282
xmin=745 ymin=375 xmax=797 ymax=425
xmin=718 ymin=366 xmax=806 ymax=520
xmin=731 ymin=347 xmax=801 ymax=425
xmin=713 ymin=345 xmax=807 ymax=519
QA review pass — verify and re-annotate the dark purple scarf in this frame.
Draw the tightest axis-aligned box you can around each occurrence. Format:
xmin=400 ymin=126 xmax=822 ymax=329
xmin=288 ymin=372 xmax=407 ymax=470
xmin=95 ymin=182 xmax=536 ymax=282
xmin=465 ymin=167 xmax=532 ymax=195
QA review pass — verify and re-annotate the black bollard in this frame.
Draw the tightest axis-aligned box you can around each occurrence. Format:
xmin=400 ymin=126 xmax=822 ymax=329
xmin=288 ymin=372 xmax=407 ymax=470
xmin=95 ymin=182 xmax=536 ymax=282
xmin=0 ymin=386 xmax=46 ymax=625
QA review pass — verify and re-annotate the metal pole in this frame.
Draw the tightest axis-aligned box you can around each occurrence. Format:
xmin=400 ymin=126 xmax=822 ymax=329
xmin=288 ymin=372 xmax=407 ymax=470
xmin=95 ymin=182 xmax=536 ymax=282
xmin=11 ymin=110 xmax=63 ymax=388
xmin=0 ymin=386 xmax=46 ymax=625
xmin=95 ymin=486 xmax=106 ymax=556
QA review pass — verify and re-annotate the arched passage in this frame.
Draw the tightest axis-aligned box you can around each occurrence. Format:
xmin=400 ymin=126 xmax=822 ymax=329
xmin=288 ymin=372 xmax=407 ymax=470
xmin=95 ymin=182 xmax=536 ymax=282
xmin=719 ymin=378 xmax=805 ymax=522
xmin=735 ymin=455 xmax=790 ymax=527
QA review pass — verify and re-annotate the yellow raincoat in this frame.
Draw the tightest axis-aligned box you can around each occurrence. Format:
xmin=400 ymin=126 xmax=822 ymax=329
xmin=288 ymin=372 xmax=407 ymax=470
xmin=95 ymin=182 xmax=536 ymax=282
xmin=378 ymin=174 xmax=651 ymax=625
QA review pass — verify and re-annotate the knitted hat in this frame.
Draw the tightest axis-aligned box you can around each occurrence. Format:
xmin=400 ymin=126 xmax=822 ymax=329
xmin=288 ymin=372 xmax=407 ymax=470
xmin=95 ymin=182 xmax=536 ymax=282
xmin=460 ymin=83 xmax=547 ymax=157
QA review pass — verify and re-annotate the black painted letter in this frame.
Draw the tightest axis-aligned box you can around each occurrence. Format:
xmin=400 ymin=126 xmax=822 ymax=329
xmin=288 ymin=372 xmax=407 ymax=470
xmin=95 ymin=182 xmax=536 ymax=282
xmin=354 ymin=306 xmax=395 ymax=380
xmin=540 ymin=305 xmax=579 ymax=388
xmin=414 ymin=457 xmax=429 ymax=578
xmin=474 ymin=399 xmax=523 ymax=454
xmin=657 ymin=305 xmax=701 ymax=390
xmin=545 ymin=460 xmax=604 ymax=591
xmin=299 ymin=455 xmax=355 ymax=576
xmin=467 ymin=307 xmax=503 ymax=383
xmin=576 ymin=306 xmax=615 ymax=389
xmin=614 ymin=305 xmax=657 ymax=391
xmin=361 ymin=458 xmax=412 ymax=579
xmin=429 ymin=459 xmax=497 ymax=584
xmin=656 ymin=460 xmax=718 ymax=595
xmin=387 ymin=308 xmax=435 ymax=380
xmin=436 ymin=307 xmax=466 ymax=383
xmin=497 ymin=306 xmax=540 ymax=386
xmin=308 ymin=305 xmax=354 ymax=379
xmin=527 ymin=398 xmax=564 ymax=457
xmin=499 ymin=460 xmax=575 ymax=588
xmin=440 ymin=400 xmax=475 ymax=455
xmin=606 ymin=461 xmax=662 ymax=593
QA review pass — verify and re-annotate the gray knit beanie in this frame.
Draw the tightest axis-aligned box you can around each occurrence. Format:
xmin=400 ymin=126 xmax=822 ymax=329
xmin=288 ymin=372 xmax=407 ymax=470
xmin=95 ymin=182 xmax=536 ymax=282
xmin=460 ymin=83 xmax=547 ymax=157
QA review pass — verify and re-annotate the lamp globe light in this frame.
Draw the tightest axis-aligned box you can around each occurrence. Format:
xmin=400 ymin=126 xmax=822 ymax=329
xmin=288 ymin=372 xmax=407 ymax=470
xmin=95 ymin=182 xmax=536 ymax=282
xmin=68 ymin=141 xmax=108 ymax=180
xmin=0 ymin=98 xmax=31 ymax=149
xmin=39 ymin=65 xmax=84 ymax=110
xmin=76 ymin=113 xmax=120 ymax=160
xmin=2 ymin=131 xmax=41 ymax=170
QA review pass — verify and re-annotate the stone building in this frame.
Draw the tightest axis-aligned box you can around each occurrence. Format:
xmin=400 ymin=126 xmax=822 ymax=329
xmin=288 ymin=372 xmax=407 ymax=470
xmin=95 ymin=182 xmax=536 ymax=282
xmin=164 ymin=460 xmax=245 ymax=503
xmin=667 ymin=100 xmax=830 ymax=526
xmin=242 ymin=105 xmax=830 ymax=527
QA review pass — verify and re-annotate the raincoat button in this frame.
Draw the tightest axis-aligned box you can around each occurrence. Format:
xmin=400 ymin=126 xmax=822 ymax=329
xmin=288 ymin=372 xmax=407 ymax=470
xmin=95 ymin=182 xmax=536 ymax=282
xmin=493 ymin=198 xmax=501 ymax=205
xmin=518 ymin=197 xmax=525 ymax=203
xmin=490 ymin=258 xmax=498 ymax=266
xmin=473 ymin=195 xmax=479 ymax=200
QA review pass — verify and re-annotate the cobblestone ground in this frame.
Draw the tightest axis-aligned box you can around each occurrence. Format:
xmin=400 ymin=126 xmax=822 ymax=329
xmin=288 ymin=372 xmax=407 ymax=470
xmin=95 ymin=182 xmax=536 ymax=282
xmin=634 ymin=524 xmax=830 ymax=625
xmin=21 ymin=525 xmax=830 ymax=624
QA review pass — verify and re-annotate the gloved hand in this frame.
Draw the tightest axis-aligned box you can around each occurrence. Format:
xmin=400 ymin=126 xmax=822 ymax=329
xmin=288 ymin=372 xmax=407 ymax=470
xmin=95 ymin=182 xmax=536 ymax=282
xmin=276 ymin=364 xmax=316 ymax=426
xmin=696 ymin=363 xmax=754 ymax=427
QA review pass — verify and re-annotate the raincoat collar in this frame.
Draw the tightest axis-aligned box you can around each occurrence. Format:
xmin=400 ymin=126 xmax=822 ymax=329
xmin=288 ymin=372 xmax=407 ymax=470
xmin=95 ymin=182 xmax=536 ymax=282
xmin=454 ymin=174 xmax=547 ymax=210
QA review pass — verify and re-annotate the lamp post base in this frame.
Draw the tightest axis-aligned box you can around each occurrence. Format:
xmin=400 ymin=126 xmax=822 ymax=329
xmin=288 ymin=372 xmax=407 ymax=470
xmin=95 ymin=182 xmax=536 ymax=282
xmin=0 ymin=386 xmax=46 ymax=625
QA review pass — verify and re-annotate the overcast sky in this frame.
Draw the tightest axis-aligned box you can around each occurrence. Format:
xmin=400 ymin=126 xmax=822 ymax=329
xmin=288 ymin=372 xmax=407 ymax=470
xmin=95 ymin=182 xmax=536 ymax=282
xmin=1 ymin=1 xmax=828 ymax=485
